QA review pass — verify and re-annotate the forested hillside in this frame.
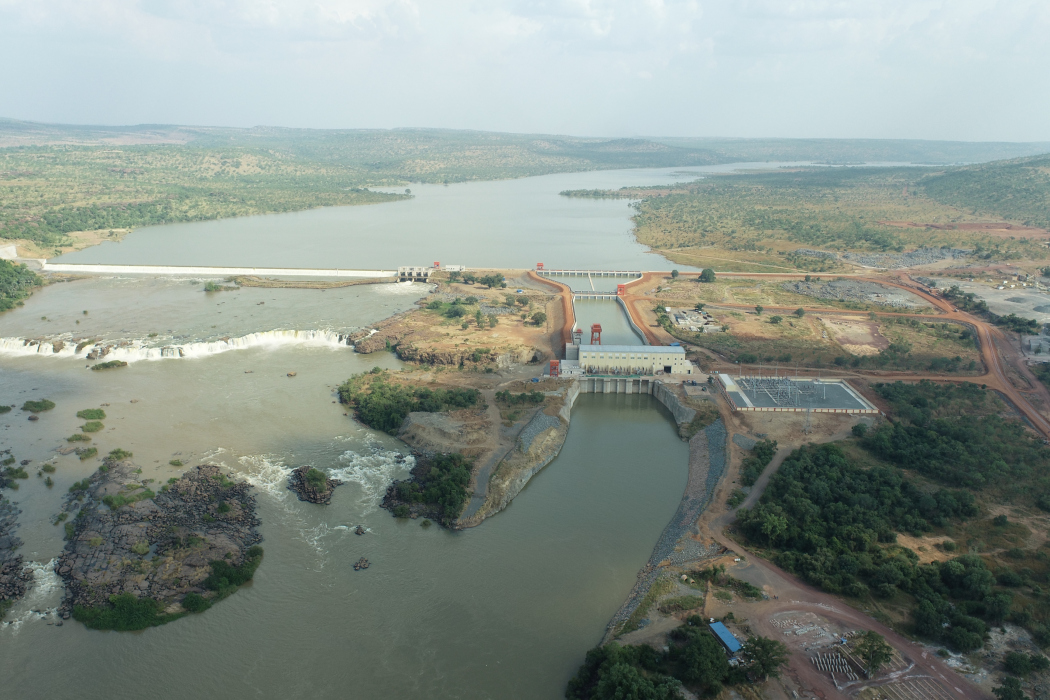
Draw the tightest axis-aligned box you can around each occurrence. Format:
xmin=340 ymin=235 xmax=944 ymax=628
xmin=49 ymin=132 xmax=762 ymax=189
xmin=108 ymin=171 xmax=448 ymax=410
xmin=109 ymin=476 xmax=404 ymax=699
xmin=922 ymin=154 xmax=1050 ymax=230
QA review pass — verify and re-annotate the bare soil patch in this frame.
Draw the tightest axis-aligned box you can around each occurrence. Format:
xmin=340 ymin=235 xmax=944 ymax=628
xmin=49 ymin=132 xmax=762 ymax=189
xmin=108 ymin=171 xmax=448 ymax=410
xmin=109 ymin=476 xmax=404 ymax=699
xmin=819 ymin=316 xmax=888 ymax=356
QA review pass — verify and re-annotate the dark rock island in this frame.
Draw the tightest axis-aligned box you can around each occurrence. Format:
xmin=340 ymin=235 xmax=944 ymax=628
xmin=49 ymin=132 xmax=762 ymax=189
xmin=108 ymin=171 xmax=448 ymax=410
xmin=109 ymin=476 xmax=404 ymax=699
xmin=287 ymin=465 xmax=342 ymax=505
xmin=55 ymin=461 xmax=263 ymax=630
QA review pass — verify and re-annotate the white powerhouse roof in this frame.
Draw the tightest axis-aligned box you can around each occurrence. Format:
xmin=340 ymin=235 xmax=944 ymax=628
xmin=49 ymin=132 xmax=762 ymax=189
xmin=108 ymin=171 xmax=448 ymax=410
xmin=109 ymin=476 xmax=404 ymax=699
xmin=579 ymin=345 xmax=685 ymax=354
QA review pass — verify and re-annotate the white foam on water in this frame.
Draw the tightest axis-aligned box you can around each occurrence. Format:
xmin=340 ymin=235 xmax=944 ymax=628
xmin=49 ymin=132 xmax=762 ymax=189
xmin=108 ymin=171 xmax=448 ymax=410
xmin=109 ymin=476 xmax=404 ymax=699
xmin=0 ymin=559 xmax=62 ymax=635
xmin=0 ymin=329 xmax=356 ymax=363
xmin=237 ymin=454 xmax=293 ymax=500
xmin=378 ymin=281 xmax=436 ymax=296
xmin=330 ymin=447 xmax=414 ymax=515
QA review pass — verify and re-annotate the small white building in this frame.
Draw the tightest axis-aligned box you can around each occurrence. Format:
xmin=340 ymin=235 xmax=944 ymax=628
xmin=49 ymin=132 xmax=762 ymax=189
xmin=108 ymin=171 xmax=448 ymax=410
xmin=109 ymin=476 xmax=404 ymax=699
xmin=578 ymin=344 xmax=692 ymax=375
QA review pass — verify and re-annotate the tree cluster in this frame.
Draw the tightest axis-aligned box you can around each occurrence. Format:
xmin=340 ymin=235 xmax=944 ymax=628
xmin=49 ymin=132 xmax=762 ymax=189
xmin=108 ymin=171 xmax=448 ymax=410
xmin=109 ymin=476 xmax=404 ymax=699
xmin=393 ymin=452 xmax=473 ymax=525
xmin=338 ymin=372 xmax=480 ymax=434
xmin=0 ymin=260 xmax=41 ymax=312
xmin=566 ymin=618 xmax=788 ymax=700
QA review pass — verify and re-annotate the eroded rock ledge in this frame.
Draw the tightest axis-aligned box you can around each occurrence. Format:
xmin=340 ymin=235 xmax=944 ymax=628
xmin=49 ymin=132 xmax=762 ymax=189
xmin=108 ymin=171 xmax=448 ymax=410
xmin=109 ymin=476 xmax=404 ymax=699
xmin=287 ymin=466 xmax=342 ymax=505
xmin=55 ymin=463 xmax=261 ymax=624
xmin=0 ymin=498 xmax=31 ymax=615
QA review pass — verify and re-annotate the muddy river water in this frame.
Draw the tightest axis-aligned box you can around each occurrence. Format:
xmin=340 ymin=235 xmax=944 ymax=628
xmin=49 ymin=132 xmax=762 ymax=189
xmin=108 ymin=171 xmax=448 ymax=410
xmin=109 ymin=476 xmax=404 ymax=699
xmin=0 ymin=164 xmax=736 ymax=699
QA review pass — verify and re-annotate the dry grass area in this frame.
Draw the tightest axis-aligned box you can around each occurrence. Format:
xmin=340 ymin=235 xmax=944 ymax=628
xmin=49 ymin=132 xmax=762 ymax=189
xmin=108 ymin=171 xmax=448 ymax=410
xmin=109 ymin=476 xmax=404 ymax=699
xmin=875 ymin=317 xmax=984 ymax=368
xmin=356 ymin=275 xmax=559 ymax=368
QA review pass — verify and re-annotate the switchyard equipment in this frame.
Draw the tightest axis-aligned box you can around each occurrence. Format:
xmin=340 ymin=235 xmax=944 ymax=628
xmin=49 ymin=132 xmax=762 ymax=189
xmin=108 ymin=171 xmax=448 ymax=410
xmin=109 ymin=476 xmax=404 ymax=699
xmin=715 ymin=373 xmax=879 ymax=414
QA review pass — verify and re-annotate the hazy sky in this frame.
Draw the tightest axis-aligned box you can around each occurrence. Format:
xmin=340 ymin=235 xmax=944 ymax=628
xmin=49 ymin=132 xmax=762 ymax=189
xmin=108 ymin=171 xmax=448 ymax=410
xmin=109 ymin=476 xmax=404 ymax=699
xmin=1 ymin=0 xmax=1048 ymax=140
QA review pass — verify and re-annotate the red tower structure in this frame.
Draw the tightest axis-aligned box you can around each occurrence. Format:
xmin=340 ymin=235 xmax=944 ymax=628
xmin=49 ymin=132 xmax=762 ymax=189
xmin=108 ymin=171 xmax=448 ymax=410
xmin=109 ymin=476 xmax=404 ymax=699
xmin=590 ymin=324 xmax=602 ymax=345
xmin=549 ymin=360 xmax=560 ymax=377
xmin=617 ymin=283 xmax=626 ymax=296
xmin=536 ymin=262 xmax=545 ymax=271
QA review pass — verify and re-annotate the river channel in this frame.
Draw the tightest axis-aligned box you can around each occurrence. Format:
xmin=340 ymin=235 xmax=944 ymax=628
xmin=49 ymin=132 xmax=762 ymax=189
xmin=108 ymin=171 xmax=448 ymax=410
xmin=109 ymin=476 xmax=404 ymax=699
xmin=2 ymin=238 xmax=687 ymax=697
xmin=0 ymin=312 xmax=688 ymax=698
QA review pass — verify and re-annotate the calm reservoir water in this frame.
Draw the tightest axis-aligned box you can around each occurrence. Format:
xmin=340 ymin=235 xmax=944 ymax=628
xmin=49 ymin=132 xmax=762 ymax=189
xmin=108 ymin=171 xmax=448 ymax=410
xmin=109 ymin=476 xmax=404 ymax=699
xmin=56 ymin=163 xmax=792 ymax=271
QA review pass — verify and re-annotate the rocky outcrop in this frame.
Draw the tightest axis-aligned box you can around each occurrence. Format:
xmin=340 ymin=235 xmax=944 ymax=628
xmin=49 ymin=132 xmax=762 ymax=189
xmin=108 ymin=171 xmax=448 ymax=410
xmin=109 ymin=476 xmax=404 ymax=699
xmin=287 ymin=466 xmax=342 ymax=505
xmin=355 ymin=330 xmax=408 ymax=354
xmin=54 ymin=463 xmax=261 ymax=619
xmin=0 ymin=498 xmax=30 ymax=614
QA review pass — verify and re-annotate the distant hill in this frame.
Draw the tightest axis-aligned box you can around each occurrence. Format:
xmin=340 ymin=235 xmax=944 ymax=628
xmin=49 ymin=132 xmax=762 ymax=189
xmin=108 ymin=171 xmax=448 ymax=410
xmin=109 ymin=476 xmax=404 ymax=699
xmin=652 ymin=136 xmax=1050 ymax=166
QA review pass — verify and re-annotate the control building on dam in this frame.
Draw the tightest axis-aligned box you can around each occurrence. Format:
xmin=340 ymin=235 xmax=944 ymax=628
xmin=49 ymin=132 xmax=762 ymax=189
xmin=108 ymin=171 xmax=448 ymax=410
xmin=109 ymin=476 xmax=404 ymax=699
xmin=578 ymin=344 xmax=692 ymax=376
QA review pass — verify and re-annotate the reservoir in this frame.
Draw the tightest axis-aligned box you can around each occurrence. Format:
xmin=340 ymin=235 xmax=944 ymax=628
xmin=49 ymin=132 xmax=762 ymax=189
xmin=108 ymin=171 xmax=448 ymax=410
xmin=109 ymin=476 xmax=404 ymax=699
xmin=54 ymin=163 xmax=789 ymax=271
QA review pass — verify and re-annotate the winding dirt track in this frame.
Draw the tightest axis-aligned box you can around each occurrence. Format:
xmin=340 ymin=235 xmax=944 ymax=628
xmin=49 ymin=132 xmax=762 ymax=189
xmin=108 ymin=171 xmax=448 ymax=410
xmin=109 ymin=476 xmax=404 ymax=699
xmin=617 ymin=271 xmax=1050 ymax=438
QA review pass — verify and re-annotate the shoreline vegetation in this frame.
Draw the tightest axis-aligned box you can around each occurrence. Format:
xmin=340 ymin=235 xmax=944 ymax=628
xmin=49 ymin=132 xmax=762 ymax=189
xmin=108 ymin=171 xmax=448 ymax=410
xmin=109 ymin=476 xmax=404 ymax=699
xmin=0 ymin=259 xmax=42 ymax=312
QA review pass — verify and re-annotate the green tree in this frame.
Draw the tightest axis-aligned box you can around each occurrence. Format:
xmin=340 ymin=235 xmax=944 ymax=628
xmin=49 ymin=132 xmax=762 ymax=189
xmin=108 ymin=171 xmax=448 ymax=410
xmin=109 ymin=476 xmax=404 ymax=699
xmin=671 ymin=269 xmax=679 ymax=279
xmin=694 ymin=302 xmax=705 ymax=312
xmin=794 ymin=307 xmax=805 ymax=318
xmin=592 ymin=664 xmax=682 ymax=700
xmin=993 ymin=677 xmax=1025 ymax=700
xmin=699 ymin=268 xmax=716 ymax=283
xmin=741 ymin=636 xmax=789 ymax=680
xmin=853 ymin=631 xmax=894 ymax=677
xmin=755 ymin=305 xmax=763 ymax=315
xmin=769 ymin=315 xmax=782 ymax=324
xmin=760 ymin=512 xmax=788 ymax=544
xmin=670 ymin=627 xmax=729 ymax=694
xmin=475 ymin=309 xmax=483 ymax=326
xmin=531 ymin=311 xmax=547 ymax=326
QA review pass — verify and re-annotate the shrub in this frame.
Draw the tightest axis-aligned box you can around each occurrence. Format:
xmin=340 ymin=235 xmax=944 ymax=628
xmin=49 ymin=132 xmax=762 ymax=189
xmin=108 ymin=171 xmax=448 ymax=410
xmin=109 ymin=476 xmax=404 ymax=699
xmin=202 ymin=546 xmax=264 ymax=599
xmin=73 ymin=593 xmax=184 ymax=631
xmin=0 ymin=406 xmax=9 ymax=414
xmin=77 ymin=447 xmax=98 ymax=461
xmin=393 ymin=504 xmax=410 ymax=518
xmin=107 ymin=448 xmax=132 ymax=461
xmin=76 ymin=409 xmax=106 ymax=420
xmin=727 ymin=490 xmax=746 ymax=508
xmin=304 ymin=468 xmax=328 ymax=491
xmin=740 ymin=439 xmax=778 ymax=486
xmin=131 ymin=541 xmax=150 ymax=555
xmin=169 ymin=459 xmax=183 ymax=466
xmin=217 ymin=501 xmax=231 ymax=514
xmin=181 ymin=592 xmax=210 ymax=613
xmin=67 ymin=433 xmax=91 ymax=442
xmin=81 ymin=421 xmax=104 ymax=433
xmin=41 ymin=463 xmax=55 ymax=473
xmin=21 ymin=399 xmax=55 ymax=412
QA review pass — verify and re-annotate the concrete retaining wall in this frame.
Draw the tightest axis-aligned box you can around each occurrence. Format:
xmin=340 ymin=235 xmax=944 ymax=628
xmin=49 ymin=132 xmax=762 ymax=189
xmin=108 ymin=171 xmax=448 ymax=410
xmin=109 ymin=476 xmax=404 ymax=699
xmin=41 ymin=263 xmax=395 ymax=278
xmin=616 ymin=296 xmax=651 ymax=346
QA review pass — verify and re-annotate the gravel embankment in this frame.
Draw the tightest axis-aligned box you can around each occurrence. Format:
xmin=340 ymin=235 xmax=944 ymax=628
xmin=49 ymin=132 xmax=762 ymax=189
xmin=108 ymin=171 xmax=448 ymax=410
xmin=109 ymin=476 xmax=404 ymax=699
xmin=604 ymin=420 xmax=728 ymax=637
xmin=517 ymin=413 xmax=560 ymax=453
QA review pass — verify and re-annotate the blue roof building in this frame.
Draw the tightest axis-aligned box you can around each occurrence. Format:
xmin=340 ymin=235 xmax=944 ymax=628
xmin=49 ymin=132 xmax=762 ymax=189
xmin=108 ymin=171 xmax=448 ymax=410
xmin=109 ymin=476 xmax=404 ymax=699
xmin=709 ymin=622 xmax=742 ymax=654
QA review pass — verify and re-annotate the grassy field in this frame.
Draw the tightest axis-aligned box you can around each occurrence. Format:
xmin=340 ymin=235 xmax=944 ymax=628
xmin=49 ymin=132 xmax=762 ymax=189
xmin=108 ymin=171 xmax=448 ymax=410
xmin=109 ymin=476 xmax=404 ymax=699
xmin=565 ymin=160 xmax=1050 ymax=271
